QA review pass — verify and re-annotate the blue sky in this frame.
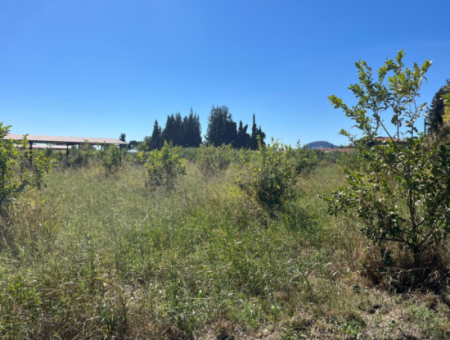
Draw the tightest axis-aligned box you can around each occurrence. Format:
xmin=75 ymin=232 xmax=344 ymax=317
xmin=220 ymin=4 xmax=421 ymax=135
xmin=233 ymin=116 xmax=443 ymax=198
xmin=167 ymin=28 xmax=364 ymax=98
xmin=1 ymin=0 xmax=449 ymax=146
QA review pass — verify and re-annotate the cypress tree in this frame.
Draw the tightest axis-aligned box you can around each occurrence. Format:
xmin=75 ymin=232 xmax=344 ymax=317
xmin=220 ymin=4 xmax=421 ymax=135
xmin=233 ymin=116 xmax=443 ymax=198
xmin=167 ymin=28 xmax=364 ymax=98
xmin=427 ymin=79 xmax=450 ymax=133
xmin=174 ymin=112 xmax=183 ymax=145
xmin=183 ymin=108 xmax=202 ymax=147
xmin=162 ymin=114 xmax=175 ymax=144
xmin=193 ymin=110 xmax=202 ymax=147
xmin=160 ymin=109 xmax=203 ymax=147
xmin=150 ymin=120 xmax=162 ymax=150
xmin=250 ymin=114 xmax=257 ymax=149
xmin=250 ymin=114 xmax=266 ymax=149
xmin=236 ymin=121 xmax=250 ymax=148
xmin=257 ymin=125 xmax=266 ymax=146
xmin=182 ymin=115 xmax=189 ymax=146
xmin=205 ymin=105 xmax=237 ymax=146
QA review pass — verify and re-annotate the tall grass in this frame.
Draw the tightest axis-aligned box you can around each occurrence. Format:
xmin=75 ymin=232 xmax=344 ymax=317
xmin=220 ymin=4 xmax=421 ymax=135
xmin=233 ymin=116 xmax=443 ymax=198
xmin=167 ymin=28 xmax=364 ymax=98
xmin=0 ymin=162 xmax=449 ymax=339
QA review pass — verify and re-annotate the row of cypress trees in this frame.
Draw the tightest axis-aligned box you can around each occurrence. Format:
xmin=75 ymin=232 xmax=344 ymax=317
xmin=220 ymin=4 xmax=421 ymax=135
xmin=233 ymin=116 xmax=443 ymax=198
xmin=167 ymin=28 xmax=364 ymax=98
xmin=204 ymin=106 xmax=265 ymax=149
xmin=145 ymin=106 xmax=266 ymax=150
xmin=146 ymin=109 xmax=202 ymax=150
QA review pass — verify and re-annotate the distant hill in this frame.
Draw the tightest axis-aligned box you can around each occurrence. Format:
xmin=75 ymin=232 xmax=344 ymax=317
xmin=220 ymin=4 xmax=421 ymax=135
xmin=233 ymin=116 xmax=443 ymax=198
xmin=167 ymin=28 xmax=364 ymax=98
xmin=307 ymin=141 xmax=340 ymax=150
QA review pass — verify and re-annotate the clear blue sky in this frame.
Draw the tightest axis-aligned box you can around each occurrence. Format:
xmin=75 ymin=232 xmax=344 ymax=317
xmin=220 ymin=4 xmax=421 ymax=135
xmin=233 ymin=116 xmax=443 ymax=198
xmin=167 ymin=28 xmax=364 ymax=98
xmin=1 ymin=0 xmax=449 ymax=145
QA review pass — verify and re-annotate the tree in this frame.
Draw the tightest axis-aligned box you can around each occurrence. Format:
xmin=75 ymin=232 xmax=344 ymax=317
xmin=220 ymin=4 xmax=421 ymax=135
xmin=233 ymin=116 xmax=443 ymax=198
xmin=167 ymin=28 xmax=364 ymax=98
xmin=143 ymin=136 xmax=152 ymax=148
xmin=323 ymin=51 xmax=450 ymax=283
xmin=256 ymin=126 xmax=266 ymax=147
xmin=119 ymin=133 xmax=126 ymax=142
xmin=150 ymin=120 xmax=162 ymax=150
xmin=160 ymin=109 xmax=202 ymax=147
xmin=250 ymin=114 xmax=266 ymax=150
xmin=174 ymin=112 xmax=183 ymax=146
xmin=186 ymin=108 xmax=202 ymax=147
xmin=236 ymin=121 xmax=251 ymax=149
xmin=162 ymin=114 xmax=176 ymax=145
xmin=127 ymin=140 xmax=138 ymax=149
xmin=442 ymin=85 xmax=450 ymax=123
xmin=426 ymin=79 xmax=450 ymax=133
xmin=205 ymin=106 xmax=237 ymax=146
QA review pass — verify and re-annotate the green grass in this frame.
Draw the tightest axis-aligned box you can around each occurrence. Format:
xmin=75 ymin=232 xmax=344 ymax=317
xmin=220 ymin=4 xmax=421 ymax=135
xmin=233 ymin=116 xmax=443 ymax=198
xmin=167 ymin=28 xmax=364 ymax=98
xmin=0 ymin=162 xmax=449 ymax=339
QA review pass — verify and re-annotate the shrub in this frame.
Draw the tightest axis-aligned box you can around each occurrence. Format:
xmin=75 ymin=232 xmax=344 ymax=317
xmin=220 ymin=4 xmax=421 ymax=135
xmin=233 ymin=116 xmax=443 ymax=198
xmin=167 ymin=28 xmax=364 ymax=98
xmin=171 ymin=146 xmax=200 ymax=163
xmin=322 ymin=51 xmax=450 ymax=286
xmin=67 ymin=140 xmax=95 ymax=167
xmin=0 ymin=124 xmax=55 ymax=207
xmin=99 ymin=144 xmax=121 ymax=173
xmin=0 ymin=124 xmax=24 ymax=207
xmin=31 ymin=150 xmax=57 ymax=189
xmin=334 ymin=150 xmax=367 ymax=171
xmin=144 ymin=141 xmax=186 ymax=187
xmin=197 ymin=143 xmax=232 ymax=175
xmin=443 ymin=90 xmax=450 ymax=122
xmin=136 ymin=142 xmax=149 ymax=164
xmin=16 ymin=138 xmax=57 ymax=188
xmin=234 ymin=147 xmax=254 ymax=165
xmin=285 ymin=142 xmax=318 ymax=175
xmin=66 ymin=145 xmax=86 ymax=167
xmin=236 ymin=138 xmax=295 ymax=210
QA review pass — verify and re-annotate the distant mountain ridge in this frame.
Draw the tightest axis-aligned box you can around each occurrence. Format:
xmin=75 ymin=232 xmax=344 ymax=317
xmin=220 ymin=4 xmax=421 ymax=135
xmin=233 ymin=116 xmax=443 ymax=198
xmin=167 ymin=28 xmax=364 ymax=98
xmin=306 ymin=141 xmax=340 ymax=150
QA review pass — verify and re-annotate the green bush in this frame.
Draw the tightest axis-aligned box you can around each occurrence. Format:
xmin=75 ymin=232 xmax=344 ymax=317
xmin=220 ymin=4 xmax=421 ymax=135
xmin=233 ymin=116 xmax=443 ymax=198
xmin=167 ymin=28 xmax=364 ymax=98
xmin=0 ymin=124 xmax=55 ymax=207
xmin=322 ymin=51 xmax=450 ymax=284
xmin=73 ymin=141 xmax=95 ymax=167
xmin=98 ymin=144 xmax=121 ymax=173
xmin=234 ymin=147 xmax=254 ymax=165
xmin=31 ymin=150 xmax=57 ymax=189
xmin=286 ymin=142 xmax=318 ymax=175
xmin=144 ymin=141 xmax=186 ymax=187
xmin=16 ymin=138 xmax=57 ymax=189
xmin=0 ymin=124 xmax=24 ymax=207
xmin=336 ymin=151 xmax=367 ymax=171
xmin=66 ymin=146 xmax=86 ymax=167
xmin=169 ymin=146 xmax=199 ymax=163
xmin=197 ymin=143 xmax=232 ymax=175
xmin=135 ymin=142 xmax=149 ymax=164
xmin=236 ymin=138 xmax=295 ymax=210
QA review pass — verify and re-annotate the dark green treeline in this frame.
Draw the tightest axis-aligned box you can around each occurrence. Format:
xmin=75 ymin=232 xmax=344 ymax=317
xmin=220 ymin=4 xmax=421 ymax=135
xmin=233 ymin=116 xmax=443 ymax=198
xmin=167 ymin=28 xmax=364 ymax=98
xmin=204 ymin=105 xmax=265 ymax=149
xmin=143 ymin=106 xmax=265 ymax=150
xmin=144 ymin=108 xmax=202 ymax=150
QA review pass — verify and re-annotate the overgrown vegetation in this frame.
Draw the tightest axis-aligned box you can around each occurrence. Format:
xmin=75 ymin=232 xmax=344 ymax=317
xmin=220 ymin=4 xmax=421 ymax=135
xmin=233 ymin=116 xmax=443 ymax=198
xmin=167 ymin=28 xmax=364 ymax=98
xmin=1 ymin=52 xmax=450 ymax=339
xmin=2 ymin=145 xmax=450 ymax=339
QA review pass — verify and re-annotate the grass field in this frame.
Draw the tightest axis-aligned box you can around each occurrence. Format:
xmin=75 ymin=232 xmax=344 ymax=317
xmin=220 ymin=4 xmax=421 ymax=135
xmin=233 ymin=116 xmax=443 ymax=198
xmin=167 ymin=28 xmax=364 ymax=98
xmin=1 ymin=161 xmax=449 ymax=339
